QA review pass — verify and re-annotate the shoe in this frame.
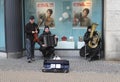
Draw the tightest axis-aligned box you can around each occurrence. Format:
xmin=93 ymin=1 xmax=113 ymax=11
xmin=51 ymin=53 xmax=55 ymax=58
xmin=87 ymin=57 xmax=92 ymax=62
xmin=31 ymin=58 xmax=35 ymax=61
xmin=86 ymin=55 xmax=90 ymax=59
xmin=27 ymin=59 xmax=32 ymax=63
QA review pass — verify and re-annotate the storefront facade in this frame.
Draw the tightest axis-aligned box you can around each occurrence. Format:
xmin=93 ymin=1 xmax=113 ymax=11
xmin=1 ymin=0 xmax=118 ymax=60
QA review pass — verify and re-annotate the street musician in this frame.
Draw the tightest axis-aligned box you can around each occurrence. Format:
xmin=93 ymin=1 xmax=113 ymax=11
xmin=80 ymin=24 xmax=101 ymax=61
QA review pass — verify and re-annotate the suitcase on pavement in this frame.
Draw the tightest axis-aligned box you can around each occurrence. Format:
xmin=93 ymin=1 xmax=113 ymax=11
xmin=42 ymin=60 xmax=69 ymax=73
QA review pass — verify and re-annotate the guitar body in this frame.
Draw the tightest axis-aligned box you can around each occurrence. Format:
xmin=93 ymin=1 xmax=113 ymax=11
xmin=33 ymin=33 xmax=39 ymax=42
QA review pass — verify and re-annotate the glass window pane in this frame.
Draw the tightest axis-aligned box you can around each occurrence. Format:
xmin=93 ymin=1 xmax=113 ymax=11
xmin=0 ymin=0 xmax=6 ymax=51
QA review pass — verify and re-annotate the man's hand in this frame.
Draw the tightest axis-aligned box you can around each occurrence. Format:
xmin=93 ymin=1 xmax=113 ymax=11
xmin=32 ymin=30 xmax=38 ymax=34
xmin=42 ymin=44 xmax=46 ymax=47
xmin=55 ymin=35 xmax=58 ymax=38
xmin=32 ymin=31 xmax=35 ymax=34
xmin=35 ymin=30 xmax=38 ymax=33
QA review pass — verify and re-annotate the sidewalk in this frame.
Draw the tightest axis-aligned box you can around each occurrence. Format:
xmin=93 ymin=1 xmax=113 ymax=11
xmin=0 ymin=50 xmax=120 ymax=82
xmin=0 ymin=71 xmax=120 ymax=82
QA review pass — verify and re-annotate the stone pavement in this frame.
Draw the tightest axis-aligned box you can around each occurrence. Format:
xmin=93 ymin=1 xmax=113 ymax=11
xmin=0 ymin=50 xmax=120 ymax=82
xmin=0 ymin=71 xmax=120 ymax=82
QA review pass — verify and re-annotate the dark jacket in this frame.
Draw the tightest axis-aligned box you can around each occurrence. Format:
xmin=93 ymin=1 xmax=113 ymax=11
xmin=39 ymin=31 xmax=52 ymax=45
xmin=25 ymin=22 xmax=39 ymax=40
xmin=84 ymin=31 xmax=98 ymax=44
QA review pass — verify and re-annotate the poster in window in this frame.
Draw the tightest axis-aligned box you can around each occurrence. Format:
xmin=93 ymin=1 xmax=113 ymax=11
xmin=72 ymin=0 xmax=92 ymax=28
xmin=36 ymin=2 xmax=55 ymax=28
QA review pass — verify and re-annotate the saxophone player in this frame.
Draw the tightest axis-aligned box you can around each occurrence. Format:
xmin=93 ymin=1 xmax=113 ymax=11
xmin=83 ymin=25 xmax=100 ymax=61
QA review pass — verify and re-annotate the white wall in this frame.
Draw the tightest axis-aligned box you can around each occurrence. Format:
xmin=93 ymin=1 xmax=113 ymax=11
xmin=105 ymin=0 xmax=120 ymax=60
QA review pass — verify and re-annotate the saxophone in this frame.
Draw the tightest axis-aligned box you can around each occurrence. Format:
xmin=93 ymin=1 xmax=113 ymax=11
xmin=88 ymin=23 xmax=99 ymax=48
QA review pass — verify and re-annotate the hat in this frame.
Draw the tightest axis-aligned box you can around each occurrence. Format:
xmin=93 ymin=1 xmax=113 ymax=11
xmin=87 ymin=26 xmax=91 ymax=29
xmin=29 ymin=16 xmax=35 ymax=20
xmin=87 ymin=26 xmax=92 ymax=32
xmin=44 ymin=26 xmax=49 ymax=29
xmin=43 ymin=26 xmax=49 ymax=31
